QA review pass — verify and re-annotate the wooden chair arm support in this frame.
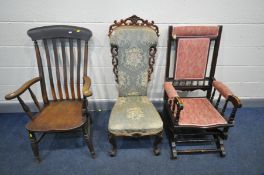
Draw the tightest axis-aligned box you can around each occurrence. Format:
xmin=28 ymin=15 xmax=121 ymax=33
xmin=83 ymin=75 xmax=92 ymax=97
xmin=172 ymin=96 xmax=184 ymax=110
xmin=213 ymin=80 xmax=241 ymax=108
xmin=227 ymin=95 xmax=242 ymax=108
xmin=172 ymin=96 xmax=184 ymax=125
xmin=166 ymin=93 xmax=184 ymax=125
xmin=5 ymin=77 xmax=41 ymax=100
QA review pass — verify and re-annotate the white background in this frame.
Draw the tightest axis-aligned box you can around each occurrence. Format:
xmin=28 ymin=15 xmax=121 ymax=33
xmin=0 ymin=0 xmax=264 ymax=109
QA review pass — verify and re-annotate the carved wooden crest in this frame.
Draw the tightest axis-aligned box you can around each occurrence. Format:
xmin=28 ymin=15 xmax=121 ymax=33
xmin=108 ymin=15 xmax=159 ymax=36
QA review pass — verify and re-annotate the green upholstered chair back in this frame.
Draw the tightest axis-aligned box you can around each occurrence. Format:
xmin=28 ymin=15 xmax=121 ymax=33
xmin=109 ymin=16 xmax=159 ymax=97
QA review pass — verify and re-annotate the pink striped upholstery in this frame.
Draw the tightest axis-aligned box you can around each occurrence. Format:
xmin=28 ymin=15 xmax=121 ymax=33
xmin=172 ymin=26 xmax=219 ymax=38
xmin=175 ymin=38 xmax=210 ymax=80
xmin=176 ymin=98 xmax=227 ymax=127
xmin=213 ymin=80 xmax=233 ymax=99
xmin=164 ymin=81 xmax=178 ymax=99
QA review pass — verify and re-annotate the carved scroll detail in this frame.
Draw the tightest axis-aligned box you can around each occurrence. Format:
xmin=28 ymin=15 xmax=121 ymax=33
xmin=108 ymin=15 xmax=159 ymax=37
xmin=111 ymin=46 xmax=119 ymax=83
xmin=148 ymin=46 xmax=157 ymax=82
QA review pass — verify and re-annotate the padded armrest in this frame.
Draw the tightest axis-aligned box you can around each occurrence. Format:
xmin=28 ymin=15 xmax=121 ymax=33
xmin=213 ymin=80 xmax=241 ymax=108
xmin=164 ymin=81 xmax=183 ymax=110
xmin=5 ymin=77 xmax=41 ymax=100
xmin=212 ymin=80 xmax=233 ymax=98
xmin=83 ymin=76 xmax=93 ymax=97
xmin=164 ymin=82 xmax=179 ymax=100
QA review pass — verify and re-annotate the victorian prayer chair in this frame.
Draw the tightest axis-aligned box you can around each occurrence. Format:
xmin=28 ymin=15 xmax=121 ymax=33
xmin=108 ymin=15 xmax=163 ymax=156
xmin=163 ymin=26 xmax=242 ymax=159
xmin=5 ymin=25 xmax=95 ymax=162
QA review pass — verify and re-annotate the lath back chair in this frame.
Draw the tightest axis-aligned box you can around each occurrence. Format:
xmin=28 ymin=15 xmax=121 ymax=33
xmin=163 ymin=26 xmax=242 ymax=159
xmin=5 ymin=25 xmax=95 ymax=162
xmin=107 ymin=15 xmax=163 ymax=156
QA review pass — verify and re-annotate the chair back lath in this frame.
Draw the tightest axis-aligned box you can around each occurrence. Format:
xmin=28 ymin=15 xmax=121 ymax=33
xmin=27 ymin=25 xmax=92 ymax=103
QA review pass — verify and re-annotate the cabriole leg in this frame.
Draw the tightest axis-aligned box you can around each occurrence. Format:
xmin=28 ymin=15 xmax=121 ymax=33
xmin=108 ymin=133 xmax=117 ymax=157
xmin=153 ymin=132 xmax=163 ymax=156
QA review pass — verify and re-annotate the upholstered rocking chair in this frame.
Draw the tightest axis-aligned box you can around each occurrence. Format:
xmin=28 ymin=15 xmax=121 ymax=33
xmin=5 ymin=25 xmax=95 ymax=162
xmin=108 ymin=15 xmax=163 ymax=156
xmin=163 ymin=26 xmax=242 ymax=159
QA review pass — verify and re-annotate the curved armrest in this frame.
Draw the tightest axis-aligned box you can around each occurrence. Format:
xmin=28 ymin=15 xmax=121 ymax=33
xmin=228 ymin=95 xmax=242 ymax=108
xmin=5 ymin=77 xmax=41 ymax=100
xmin=164 ymin=81 xmax=179 ymax=100
xmin=164 ymin=81 xmax=183 ymax=108
xmin=164 ymin=81 xmax=184 ymax=124
xmin=213 ymin=80 xmax=241 ymax=108
xmin=83 ymin=75 xmax=93 ymax=97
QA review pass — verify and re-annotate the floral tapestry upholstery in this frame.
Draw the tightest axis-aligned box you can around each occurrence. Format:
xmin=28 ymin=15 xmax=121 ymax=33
xmin=108 ymin=96 xmax=163 ymax=136
xmin=109 ymin=26 xmax=158 ymax=96
xmin=175 ymin=38 xmax=210 ymax=80
xmin=174 ymin=98 xmax=227 ymax=127
xmin=213 ymin=80 xmax=234 ymax=99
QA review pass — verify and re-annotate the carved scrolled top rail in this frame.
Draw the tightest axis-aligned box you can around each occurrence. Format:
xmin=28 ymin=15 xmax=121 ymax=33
xmin=108 ymin=15 xmax=159 ymax=37
xmin=148 ymin=46 xmax=157 ymax=82
xmin=111 ymin=46 xmax=119 ymax=83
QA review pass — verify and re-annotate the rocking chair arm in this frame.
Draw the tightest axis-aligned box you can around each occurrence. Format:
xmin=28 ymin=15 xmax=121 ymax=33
xmin=212 ymin=80 xmax=233 ymax=99
xmin=173 ymin=96 xmax=184 ymax=110
xmin=83 ymin=75 xmax=93 ymax=97
xmin=212 ymin=80 xmax=241 ymax=108
xmin=5 ymin=77 xmax=41 ymax=100
xmin=170 ymin=96 xmax=184 ymax=124
xmin=227 ymin=95 xmax=242 ymax=108
xmin=164 ymin=81 xmax=179 ymax=100
xmin=164 ymin=81 xmax=184 ymax=123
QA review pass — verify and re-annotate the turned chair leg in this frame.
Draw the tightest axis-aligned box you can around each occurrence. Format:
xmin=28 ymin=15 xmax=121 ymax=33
xmin=214 ymin=135 xmax=226 ymax=157
xmin=108 ymin=133 xmax=117 ymax=157
xmin=28 ymin=131 xmax=41 ymax=162
xmin=222 ymin=128 xmax=229 ymax=140
xmin=169 ymin=133 xmax=178 ymax=159
xmin=82 ymin=119 xmax=96 ymax=159
xmin=170 ymin=141 xmax=177 ymax=159
xmin=153 ymin=132 xmax=163 ymax=156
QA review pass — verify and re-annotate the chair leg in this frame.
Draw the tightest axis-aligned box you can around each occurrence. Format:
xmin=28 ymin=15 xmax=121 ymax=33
xmin=108 ymin=133 xmax=117 ymax=157
xmin=222 ymin=128 xmax=229 ymax=140
xmin=162 ymin=107 xmax=177 ymax=159
xmin=170 ymin=134 xmax=178 ymax=159
xmin=82 ymin=119 xmax=95 ymax=159
xmin=170 ymin=142 xmax=177 ymax=159
xmin=214 ymin=135 xmax=226 ymax=157
xmin=28 ymin=131 xmax=41 ymax=162
xmin=153 ymin=132 xmax=162 ymax=156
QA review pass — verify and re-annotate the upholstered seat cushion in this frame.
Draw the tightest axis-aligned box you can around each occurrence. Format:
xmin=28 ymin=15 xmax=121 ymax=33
xmin=109 ymin=96 xmax=163 ymax=136
xmin=176 ymin=98 xmax=227 ymax=127
xmin=26 ymin=101 xmax=86 ymax=132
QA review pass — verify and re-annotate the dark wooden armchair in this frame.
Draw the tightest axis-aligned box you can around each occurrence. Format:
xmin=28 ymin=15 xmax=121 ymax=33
xmin=163 ymin=26 xmax=242 ymax=159
xmin=107 ymin=15 xmax=163 ymax=156
xmin=5 ymin=25 xmax=95 ymax=162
